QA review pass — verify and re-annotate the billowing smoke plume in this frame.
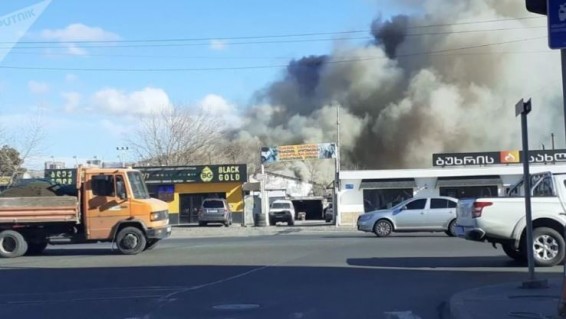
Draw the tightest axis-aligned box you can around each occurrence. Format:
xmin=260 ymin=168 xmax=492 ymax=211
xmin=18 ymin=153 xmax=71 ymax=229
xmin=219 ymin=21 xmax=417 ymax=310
xmin=234 ymin=0 xmax=562 ymax=176
xmin=371 ymin=15 xmax=409 ymax=58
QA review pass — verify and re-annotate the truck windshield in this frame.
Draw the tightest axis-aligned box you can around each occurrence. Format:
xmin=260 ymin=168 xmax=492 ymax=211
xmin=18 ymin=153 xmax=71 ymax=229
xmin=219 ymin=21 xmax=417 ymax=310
xmin=127 ymin=171 xmax=150 ymax=199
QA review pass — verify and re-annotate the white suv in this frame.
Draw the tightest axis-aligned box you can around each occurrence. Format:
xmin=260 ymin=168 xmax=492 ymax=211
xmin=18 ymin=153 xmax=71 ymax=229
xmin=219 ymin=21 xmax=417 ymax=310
xmin=269 ymin=200 xmax=296 ymax=226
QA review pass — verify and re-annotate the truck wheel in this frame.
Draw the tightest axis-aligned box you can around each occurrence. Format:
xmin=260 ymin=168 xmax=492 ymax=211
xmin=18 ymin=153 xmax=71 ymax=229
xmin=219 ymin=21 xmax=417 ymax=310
xmin=374 ymin=219 xmax=393 ymax=237
xmin=269 ymin=218 xmax=276 ymax=226
xmin=0 ymin=230 xmax=28 ymax=258
xmin=288 ymin=218 xmax=294 ymax=226
xmin=144 ymin=239 xmax=159 ymax=251
xmin=116 ymin=227 xmax=147 ymax=255
xmin=502 ymin=243 xmax=526 ymax=262
xmin=26 ymin=241 xmax=48 ymax=256
xmin=531 ymin=227 xmax=565 ymax=267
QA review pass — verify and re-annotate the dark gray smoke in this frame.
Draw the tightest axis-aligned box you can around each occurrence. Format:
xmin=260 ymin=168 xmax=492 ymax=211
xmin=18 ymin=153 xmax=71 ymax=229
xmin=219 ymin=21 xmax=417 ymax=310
xmin=235 ymin=0 xmax=562 ymax=174
xmin=266 ymin=55 xmax=328 ymax=118
xmin=371 ymin=15 xmax=409 ymax=58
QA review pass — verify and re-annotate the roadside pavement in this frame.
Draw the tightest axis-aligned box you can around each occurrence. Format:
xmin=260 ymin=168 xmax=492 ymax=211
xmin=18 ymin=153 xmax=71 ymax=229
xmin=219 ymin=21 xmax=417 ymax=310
xmin=448 ymin=276 xmax=565 ymax=319
xmin=170 ymin=221 xmax=358 ymax=238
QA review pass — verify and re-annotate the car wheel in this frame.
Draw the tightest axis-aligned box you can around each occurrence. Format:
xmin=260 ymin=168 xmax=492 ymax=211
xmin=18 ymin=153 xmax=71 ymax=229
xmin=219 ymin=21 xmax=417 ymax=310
xmin=373 ymin=219 xmax=393 ymax=237
xmin=0 ymin=230 xmax=28 ymax=258
xmin=446 ymin=219 xmax=457 ymax=237
xmin=531 ymin=227 xmax=565 ymax=267
xmin=502 ymin=243 xmax=526 ymax=262
xmin=116 ymin=227 xmax=147 ymax=255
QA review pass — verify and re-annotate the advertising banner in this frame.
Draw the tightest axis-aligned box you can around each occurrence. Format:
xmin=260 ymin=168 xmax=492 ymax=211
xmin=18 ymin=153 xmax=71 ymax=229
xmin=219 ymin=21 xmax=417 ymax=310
xmin=261 ymin=143 xmax=337 ymax=164
xmin=137 ymin=164 xmax=247 ymax=184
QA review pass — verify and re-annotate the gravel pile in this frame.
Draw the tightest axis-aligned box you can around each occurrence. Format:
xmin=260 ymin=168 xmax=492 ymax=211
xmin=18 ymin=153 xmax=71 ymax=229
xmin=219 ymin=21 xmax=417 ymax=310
xmin=0 ymin=182 xmax=58 ymax=197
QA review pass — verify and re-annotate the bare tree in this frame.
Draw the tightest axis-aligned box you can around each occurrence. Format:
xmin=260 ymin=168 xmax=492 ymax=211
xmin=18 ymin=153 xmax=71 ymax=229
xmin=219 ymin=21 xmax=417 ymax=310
xmin=128 ymin=106 xmax=226 ymax=166
xmin=0 ymin=112 xmax=46 ymax=184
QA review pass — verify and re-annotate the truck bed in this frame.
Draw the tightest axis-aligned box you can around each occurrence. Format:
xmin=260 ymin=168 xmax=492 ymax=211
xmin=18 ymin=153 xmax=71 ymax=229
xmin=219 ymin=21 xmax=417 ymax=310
xmin=0 ymin=196 xmax=79 ymax=224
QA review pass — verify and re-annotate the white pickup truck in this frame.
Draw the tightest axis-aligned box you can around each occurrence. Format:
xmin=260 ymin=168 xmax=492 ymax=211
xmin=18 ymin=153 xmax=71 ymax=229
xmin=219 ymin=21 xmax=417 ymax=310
xmin=456 ymin=171 xmax=566 ymax=267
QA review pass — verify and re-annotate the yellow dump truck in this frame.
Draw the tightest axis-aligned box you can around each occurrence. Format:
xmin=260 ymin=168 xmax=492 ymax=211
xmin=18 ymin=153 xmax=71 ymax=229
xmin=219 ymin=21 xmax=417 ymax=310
xmin=0 ymin=167 xmax=171 ymax=258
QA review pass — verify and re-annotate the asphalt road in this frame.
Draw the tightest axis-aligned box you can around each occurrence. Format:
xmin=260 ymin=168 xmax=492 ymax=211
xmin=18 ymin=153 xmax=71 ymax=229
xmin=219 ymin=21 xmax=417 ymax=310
xmin=0 ymin=231 xmax=562 ymax=319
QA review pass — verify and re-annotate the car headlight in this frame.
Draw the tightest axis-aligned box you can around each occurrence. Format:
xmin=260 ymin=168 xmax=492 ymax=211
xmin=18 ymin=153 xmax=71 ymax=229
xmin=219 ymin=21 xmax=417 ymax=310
xmin=150 ymin=210 xmax=169 ymax=221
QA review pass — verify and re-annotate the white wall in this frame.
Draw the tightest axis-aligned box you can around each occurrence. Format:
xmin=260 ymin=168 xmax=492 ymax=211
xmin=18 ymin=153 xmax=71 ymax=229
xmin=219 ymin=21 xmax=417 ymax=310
xmin=339 ymin=179 xmax=364 ymax=214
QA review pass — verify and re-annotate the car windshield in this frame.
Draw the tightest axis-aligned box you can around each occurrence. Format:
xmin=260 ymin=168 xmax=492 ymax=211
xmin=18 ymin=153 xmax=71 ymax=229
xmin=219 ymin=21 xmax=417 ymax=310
xmin=203 ymin=200 xmax=224 ymax=208
xmin=126 ymin=171 xmax=150 ymax=199
xmin=389 ymin=199 xmax=412 ymax=210
xmin=272 ymin=202 xmax=291 ymax=209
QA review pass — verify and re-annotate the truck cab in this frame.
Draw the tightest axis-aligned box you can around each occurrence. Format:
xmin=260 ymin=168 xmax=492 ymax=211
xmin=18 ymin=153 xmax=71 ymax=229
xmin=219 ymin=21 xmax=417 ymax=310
xmin=82 ymin=168 xmax=171 ymax=251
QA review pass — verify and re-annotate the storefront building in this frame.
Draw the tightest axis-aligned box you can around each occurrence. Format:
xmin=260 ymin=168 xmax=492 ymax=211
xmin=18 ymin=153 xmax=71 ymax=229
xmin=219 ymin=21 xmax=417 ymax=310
xmin=137 ymin=164 xmax=247 ymax=224
xmin=338 ymin=149 xmax=566 ymax=225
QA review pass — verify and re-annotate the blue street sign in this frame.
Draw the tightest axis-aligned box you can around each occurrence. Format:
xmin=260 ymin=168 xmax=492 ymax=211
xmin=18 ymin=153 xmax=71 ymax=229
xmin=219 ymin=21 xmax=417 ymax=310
xmin=547 ymin=0 xmax=566 ymax=49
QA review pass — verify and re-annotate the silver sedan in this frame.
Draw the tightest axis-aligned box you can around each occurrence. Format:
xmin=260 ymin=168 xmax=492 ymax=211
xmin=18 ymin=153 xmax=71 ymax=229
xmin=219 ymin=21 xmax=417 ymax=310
xmin=356 ymin=197 xmax=458 ymax=237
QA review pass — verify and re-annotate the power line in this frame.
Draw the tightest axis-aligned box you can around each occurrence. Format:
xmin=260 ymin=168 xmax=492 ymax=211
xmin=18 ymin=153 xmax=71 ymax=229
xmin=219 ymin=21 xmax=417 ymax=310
xmin=0 ymin=36 xmax=547 ymax=72
xmin=0 ymin=26 xmax=547 ymax=50
xmin=407 ymin=16 xmax=543 ymax=28
xmin=0 ymin=16 xmax=545 ymax=46
xmin=3 ymin=47 xmax=554 ymax=61
xmin=2 ymin=51 xmax=295 ymax=60
xmin=2 ymin=36 xmax=371 ymax=49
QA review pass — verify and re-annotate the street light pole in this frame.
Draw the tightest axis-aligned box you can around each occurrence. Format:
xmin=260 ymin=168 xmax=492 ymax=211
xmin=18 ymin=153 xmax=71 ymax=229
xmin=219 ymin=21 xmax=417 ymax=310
xmin=116 ymin=146 xmax=129 ymax=167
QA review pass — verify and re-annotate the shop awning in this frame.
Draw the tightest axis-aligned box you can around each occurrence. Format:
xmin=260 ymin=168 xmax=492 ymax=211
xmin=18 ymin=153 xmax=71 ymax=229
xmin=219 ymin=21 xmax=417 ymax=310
xmin=359 ymin=178 xmax=416 ymax=189
xmin=436 ymin=176 xmax=502 ymax=187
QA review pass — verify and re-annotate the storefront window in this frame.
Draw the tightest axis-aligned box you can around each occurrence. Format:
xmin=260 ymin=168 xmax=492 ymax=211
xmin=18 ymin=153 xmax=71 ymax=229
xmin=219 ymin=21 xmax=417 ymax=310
xmin=363 ymin=188 xmax=413 ymax=212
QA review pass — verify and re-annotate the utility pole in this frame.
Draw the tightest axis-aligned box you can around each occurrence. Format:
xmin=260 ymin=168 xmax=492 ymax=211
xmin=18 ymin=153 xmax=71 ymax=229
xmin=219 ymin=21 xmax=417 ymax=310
xmin=258 ymin=163 xmax=267 ymax=227
xmin=334 ymin=103 xmax=341 ymax=226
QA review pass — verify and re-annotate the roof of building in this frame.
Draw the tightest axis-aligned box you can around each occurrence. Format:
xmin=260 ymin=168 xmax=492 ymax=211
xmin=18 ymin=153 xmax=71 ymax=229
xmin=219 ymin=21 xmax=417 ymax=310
xmin=340 ymin=164 xmax=566 ymax=180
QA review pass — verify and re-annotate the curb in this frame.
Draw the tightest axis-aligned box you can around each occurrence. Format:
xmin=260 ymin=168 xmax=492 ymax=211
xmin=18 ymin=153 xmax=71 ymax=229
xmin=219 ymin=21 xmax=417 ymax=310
xmin=447 ymin=279 xmax=561 ymax=319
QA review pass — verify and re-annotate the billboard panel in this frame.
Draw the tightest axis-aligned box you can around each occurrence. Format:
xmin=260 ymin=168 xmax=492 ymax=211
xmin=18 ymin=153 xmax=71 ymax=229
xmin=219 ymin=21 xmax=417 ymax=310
xmin=261 ymin=143 xmax=336 ymax=164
